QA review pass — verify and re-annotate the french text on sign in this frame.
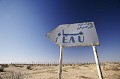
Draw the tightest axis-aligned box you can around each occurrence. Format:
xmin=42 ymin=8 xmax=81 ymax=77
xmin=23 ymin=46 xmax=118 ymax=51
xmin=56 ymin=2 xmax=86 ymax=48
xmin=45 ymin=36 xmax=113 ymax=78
xmin=47 ymin=22 xmax=99 ymax=47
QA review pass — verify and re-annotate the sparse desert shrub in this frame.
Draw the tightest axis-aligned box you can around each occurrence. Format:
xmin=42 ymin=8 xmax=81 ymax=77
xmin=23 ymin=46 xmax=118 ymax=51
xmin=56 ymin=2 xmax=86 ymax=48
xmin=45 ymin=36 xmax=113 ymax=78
xmin=0 ymin=71 xmax=24 ymax=79
xmin=0 ymin=65 xmax=4 ymax=72
xmin=1 ymin=71 xmax=24 ymax=79
xmin=72 ymin=66 xmax=75 ymax=69
xmin=103 ymin=65 xmax=119 ymax=71
xmin=80 ymin=76 xmax=88 ymax=78
xmin=53 ymin=64 xmax=57 ymax=66
xmin=10 ymin=71 xmax=23 ymax=79
xmin=84 ymin=65 xmax=89 ymax=67
xmin=12 ymin=64 xmax=23 ymax=68
xmin=17 ymin=65 xmax=24 ymax=68
xmin=63 ymin=69 xmax=67 ymax=72
xmin=12 ymin=64 xmax=17 ymax=67
xmin=1 ymin=64 xmax=9 ymax=68
xmin=27 ymin=65 xmax=32 ymax=70
xmin=76 ymin=76 xmax=92 ymax=79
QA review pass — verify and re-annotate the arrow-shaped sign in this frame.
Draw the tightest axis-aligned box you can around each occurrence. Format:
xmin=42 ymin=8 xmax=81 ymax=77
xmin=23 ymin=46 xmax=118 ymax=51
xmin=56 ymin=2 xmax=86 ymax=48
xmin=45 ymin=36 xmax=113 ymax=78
xmin=47 ymin=22 xmax=99 ymax=47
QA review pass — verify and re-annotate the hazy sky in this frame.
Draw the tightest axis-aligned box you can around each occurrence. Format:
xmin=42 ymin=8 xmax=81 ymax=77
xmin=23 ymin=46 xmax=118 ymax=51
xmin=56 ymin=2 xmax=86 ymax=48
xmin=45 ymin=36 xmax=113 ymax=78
xmin=0 ymin=0 xmax=120 ymax=64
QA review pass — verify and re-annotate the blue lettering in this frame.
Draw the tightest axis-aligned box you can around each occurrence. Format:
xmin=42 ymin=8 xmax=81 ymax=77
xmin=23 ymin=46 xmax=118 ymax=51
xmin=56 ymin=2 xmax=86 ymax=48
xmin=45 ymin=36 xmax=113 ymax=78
xmin=78 ymin=35 xmax=84 ymax=42
xmin=69 ymin=36 xmax=75 ymax=43
xmin=62 ymin=35 xmax=84 ymax=43
xmin=63 ymin=37 xmax=67 ymax=43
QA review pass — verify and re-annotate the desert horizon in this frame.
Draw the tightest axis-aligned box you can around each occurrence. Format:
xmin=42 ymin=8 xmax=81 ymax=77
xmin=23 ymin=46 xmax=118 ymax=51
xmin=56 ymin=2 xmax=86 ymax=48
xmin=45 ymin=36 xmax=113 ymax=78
xmin=0 ymin=62 xmax=120 ymax=79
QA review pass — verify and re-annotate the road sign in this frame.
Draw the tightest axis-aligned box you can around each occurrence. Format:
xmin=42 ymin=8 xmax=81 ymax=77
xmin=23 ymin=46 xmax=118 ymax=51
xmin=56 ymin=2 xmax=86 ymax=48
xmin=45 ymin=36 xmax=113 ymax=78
xmin=47 ymin=22 xmax=99 ymax=47
xmin=47 ymin=22 xmax=103 ymax=79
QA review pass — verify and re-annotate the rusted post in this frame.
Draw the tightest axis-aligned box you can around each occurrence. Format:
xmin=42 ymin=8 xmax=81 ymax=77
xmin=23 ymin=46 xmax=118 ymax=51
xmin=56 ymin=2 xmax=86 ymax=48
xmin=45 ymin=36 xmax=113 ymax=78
xmin=58 ymin=46 xmax=63 ymax=79
xmin=92 ymin=46 xmax=103 ymax=79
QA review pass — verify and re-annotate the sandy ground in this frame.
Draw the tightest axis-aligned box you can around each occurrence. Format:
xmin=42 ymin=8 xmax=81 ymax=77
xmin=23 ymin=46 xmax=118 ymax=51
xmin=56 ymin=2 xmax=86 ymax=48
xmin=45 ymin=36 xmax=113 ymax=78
xmin=0 ymin=62 xmax=120 ymax=79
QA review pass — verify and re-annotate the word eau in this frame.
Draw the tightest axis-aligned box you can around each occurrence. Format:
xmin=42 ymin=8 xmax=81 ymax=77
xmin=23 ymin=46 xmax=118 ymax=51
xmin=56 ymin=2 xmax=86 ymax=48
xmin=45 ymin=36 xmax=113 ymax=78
xmin=55 ymin=30 xmax=84 ymax=43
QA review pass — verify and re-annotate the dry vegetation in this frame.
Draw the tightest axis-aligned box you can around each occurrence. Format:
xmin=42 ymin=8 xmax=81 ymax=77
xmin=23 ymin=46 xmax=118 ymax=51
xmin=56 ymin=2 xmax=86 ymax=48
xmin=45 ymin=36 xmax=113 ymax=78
xmin=0 ymin=62 xmax=120 ymax=79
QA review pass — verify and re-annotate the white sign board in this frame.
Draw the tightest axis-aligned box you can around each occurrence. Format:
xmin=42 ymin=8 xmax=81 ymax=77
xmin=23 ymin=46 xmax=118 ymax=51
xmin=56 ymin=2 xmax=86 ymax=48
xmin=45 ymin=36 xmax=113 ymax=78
xmin=47 ymin=22 xmax=99 ymax=47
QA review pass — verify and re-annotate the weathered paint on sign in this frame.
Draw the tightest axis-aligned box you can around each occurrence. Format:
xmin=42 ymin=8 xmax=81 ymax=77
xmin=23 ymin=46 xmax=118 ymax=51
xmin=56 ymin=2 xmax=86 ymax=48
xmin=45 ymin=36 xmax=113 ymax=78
xmin=47 ymin=22 xmax=99 ymax=47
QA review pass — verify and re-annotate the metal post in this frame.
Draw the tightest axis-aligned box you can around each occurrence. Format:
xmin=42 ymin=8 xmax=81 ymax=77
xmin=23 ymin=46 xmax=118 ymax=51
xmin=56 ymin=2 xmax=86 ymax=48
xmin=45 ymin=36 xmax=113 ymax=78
xmin=92 ymin=46 xmax=103 ymax=79
xmin=58 ymin=46 xmax=63 ymax=79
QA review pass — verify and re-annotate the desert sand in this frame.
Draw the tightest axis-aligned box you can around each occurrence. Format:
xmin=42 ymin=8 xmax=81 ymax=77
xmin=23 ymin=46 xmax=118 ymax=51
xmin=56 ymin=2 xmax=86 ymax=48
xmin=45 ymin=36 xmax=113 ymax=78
xmin=0 ymin=62 xmax=120 ymax=79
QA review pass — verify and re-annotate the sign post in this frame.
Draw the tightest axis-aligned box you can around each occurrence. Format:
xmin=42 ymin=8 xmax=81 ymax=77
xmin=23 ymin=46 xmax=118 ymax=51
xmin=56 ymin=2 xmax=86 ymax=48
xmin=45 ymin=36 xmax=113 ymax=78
xmin=47 ymin=22 xmax=103 ymax=79
xmin=58 ymin=46 xmax=63 ymax=79
xmin=92 ymin=46 xmax=103 ymax=79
